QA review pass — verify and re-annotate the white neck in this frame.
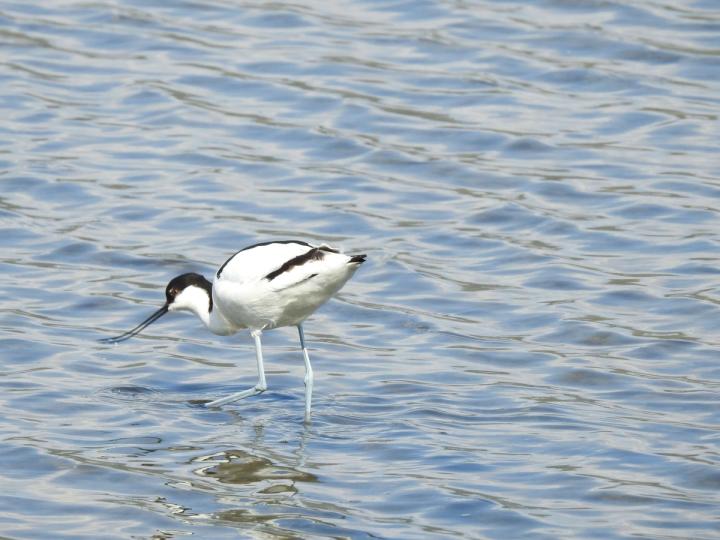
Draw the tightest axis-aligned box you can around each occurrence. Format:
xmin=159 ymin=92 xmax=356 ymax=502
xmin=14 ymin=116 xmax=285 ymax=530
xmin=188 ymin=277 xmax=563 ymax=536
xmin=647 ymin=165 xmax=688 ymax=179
xmin=169 ymin=285 xmax=236 ymax=336
xmin=204 ymin=304 xmax=236 ymax=336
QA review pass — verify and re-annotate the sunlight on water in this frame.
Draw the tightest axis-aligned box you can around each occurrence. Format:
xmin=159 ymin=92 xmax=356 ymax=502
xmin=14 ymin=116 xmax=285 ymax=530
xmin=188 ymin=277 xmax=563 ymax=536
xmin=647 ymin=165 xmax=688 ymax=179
xmin=1 ymin=0 xmax=719 ymax=538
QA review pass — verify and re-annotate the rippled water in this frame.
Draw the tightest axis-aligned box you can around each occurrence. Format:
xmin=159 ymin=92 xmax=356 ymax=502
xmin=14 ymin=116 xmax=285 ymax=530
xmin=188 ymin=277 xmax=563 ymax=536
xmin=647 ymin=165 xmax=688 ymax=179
xmin=2 ymin=1 xmax=720 ymax=538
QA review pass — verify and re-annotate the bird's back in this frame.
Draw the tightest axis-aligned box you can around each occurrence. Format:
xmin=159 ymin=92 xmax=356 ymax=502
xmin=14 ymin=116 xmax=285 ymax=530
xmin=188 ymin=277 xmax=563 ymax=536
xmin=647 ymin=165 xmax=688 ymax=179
xmin=215 ymin=240 xmax=313 ymax=283
xmin=213 ymin=241 xmax=364 ymax=330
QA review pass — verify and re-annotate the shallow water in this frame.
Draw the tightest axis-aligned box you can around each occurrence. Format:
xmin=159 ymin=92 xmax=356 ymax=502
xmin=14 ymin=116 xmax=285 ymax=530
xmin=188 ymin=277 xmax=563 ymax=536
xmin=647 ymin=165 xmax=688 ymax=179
xmin=1 ymin=1 xmax=720 ymax=538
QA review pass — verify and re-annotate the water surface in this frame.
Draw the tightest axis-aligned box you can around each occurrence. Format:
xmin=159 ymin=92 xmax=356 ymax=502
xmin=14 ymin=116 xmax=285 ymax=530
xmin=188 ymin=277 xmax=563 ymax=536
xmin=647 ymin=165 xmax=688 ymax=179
xmin=1 ymin=1 xmax=719 ymax=538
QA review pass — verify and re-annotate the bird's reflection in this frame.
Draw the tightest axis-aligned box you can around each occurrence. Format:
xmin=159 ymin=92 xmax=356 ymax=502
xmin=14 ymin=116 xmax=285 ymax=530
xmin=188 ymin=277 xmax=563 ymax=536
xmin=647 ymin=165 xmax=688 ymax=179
xmin=192 ymin=419 xmax=316 ymax=491
xmin=194 ymin=448 xmax=316 ymax=489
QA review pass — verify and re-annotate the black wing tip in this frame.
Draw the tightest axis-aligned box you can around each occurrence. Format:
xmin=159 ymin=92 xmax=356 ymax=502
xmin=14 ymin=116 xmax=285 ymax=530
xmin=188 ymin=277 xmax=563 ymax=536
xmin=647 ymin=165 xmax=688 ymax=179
xmin=349 ymin=254 xmax=367 ymax=264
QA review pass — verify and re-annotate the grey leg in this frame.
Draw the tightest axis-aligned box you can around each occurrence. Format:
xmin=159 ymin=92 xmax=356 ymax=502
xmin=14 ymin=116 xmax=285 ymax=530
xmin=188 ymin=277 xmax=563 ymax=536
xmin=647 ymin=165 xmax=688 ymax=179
xmin=206 ymin=329 xmax=267 ymax=407
xmin=298 ymin=324 xmax=313 ymax=423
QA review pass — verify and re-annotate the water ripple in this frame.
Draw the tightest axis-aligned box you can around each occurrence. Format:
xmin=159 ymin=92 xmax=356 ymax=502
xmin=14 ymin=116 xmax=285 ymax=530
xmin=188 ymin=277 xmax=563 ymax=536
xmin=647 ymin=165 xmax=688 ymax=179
xmin=1 ymin=0 xmax=719 ymax=538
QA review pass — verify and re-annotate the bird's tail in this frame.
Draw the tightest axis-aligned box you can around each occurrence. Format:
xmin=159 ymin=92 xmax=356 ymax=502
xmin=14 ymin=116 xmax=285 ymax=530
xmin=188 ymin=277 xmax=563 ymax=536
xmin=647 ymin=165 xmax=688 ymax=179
xmin=349 ymin=254 xmax=367 ymax=264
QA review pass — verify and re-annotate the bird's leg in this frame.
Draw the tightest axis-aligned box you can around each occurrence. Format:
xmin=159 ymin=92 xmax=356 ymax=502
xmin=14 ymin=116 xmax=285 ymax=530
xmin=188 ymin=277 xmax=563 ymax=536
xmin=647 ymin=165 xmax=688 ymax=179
xmin=252 ymin=329 xmax=268 ymax=392
xmin=297 ymin=324 xmax=313 ymax=423
xmin=206 ymin=329 xmax=267 ymax=407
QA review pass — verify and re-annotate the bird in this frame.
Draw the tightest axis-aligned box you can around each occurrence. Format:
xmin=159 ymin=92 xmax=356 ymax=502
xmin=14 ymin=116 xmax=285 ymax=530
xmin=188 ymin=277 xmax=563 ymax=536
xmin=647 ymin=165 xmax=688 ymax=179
xmin=100 ymin=240 xmax=366 ymax=422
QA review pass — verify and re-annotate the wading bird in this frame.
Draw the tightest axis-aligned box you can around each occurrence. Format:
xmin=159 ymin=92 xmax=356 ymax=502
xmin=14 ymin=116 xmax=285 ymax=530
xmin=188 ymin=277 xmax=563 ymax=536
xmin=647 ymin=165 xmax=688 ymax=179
xmin=101 ymin=240 xmax=366 ymax=422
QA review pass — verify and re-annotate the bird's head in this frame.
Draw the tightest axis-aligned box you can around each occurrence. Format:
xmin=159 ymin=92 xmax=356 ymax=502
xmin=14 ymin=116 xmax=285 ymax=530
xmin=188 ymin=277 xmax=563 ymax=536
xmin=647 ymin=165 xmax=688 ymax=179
xmin=165 ymin=273 xmax=213 ymax=314
xmin=100 ymin=272 xmax=212 ymax=344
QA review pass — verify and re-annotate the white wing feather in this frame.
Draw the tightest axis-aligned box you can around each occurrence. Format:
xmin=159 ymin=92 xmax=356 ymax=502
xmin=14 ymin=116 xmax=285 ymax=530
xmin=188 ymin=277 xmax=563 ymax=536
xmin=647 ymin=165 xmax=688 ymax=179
xmin=212 ymin=241 xmax=361 ymax=329
xmin=215 ymin=241 xmax=313 ymax=284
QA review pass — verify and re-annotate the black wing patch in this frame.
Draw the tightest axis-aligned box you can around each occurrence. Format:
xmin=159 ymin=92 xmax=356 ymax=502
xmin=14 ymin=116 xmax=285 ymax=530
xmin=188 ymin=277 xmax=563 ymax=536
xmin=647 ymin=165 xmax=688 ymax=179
xmin=265 ymin=247 xmax=325 ymax=281
xmin=216 ymin=240 xmax=312 ymax=279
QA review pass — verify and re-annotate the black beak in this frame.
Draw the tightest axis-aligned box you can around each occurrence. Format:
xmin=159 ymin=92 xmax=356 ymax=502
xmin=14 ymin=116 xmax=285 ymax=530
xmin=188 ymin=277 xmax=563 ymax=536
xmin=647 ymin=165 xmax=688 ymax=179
xmin=99 ymin=304 xmax=169 ymax=344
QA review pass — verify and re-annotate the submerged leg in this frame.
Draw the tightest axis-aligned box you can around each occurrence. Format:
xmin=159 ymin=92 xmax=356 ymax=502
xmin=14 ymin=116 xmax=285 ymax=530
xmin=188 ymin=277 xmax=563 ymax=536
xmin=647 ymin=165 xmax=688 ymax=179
xmin=206 ymin=329 xmax=267 ymax=407
xmin=298 ymin=324 xmax=313 ymax=423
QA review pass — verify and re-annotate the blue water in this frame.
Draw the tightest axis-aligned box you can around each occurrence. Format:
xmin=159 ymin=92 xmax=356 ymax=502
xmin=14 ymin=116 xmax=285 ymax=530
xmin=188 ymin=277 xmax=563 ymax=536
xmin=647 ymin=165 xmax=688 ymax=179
xmin=1 ymin=1 xmax=719 ymax=538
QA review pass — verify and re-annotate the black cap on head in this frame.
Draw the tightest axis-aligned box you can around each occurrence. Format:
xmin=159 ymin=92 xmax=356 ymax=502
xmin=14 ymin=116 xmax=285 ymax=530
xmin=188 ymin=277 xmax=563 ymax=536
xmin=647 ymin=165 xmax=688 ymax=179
xmin=166 ymin=272 xmax=213 ymax=310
